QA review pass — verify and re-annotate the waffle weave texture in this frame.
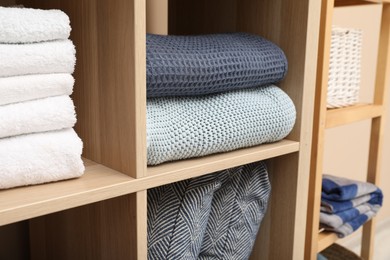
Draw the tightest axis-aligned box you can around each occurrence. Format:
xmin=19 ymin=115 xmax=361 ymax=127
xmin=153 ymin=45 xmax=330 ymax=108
xmin=147 ymin=85 xmax=296 ymax=165
xmin=146 ymin=33 xmax=288 ymax=97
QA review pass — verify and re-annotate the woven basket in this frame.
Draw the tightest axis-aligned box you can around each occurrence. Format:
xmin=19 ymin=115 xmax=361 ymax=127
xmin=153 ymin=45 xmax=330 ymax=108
xmin=327 ymin=27 xmax=363 ymax=108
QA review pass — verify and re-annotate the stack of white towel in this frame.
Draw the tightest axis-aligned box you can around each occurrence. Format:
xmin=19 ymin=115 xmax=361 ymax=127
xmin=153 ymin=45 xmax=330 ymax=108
xmin=0 ymin=7 xmax=84 ymax=189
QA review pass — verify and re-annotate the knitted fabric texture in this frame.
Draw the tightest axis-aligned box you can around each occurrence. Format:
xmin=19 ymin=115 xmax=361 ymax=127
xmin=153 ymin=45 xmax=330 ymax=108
xmin=147 ymin=85 xmax=296 ymax=165
xmin=147 ymin=174 xmax=221 ymax=260
xmin=199 ymin=161 xmax=271 ymax=260
xmin=147 ymin=33 xmax=288 ymax=97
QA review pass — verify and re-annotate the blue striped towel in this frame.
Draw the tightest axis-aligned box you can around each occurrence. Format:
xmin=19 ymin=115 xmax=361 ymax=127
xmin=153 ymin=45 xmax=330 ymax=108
xmin=321 ymin=174 xmax=383 ymax=213
xmin=320 ymin=175 xmax=383 ymax=238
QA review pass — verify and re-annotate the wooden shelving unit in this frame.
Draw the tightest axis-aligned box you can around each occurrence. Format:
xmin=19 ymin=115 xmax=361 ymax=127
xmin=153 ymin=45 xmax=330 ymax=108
xmin=0 ymin=0 xmax=322 ymax=259
xmin=305 ymin=1 xmax=390 ymax=259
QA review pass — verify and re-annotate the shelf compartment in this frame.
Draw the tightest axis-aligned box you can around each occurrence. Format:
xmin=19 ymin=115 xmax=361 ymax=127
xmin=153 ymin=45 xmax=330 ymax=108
xmin=0 ymin=159 xmax=135 ymax=226
xmin=147 ymin=139 xmax=300 ymax=179
xmin=318 ymin=231 xmax=339 ymax=252
xmin=325 ymin=104 xmax=383 ymax=128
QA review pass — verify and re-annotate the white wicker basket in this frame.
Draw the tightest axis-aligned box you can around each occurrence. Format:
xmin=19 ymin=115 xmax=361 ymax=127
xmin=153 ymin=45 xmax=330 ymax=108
xmin=327 ymin=27 xmax=363 ymax=108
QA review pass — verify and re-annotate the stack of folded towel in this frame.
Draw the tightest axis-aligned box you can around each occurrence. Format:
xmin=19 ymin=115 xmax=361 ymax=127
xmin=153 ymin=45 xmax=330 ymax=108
xmin=320 ymin=174 xmax=383 ymax=238
xmin=146 ymin=33 xmax=296 ymax=165
xmin=0 ymin=7 xmax=84 ymax=189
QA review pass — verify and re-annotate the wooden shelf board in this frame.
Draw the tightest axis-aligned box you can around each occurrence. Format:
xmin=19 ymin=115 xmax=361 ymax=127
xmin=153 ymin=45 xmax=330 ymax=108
xmin=147 ymin=139 xmax=299 ymax=179
xmin=0 ymin=159 xmax=136 ymax=226
xmin=326 ymin=104 xmax=383 ymax=128
xmin=318 ymin=231 xmax=339 ymax=252
xmin=335 ymin=0 xmax=381 ymax=7
xmin=0 ymin=140 xmax=299 ymax=226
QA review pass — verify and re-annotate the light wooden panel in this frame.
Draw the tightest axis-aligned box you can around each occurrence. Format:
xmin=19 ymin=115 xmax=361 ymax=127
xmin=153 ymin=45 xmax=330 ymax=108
xmin=236 ymin=0 xmax=321 ymax=259
xmin=17 ymin=0 xmax=147 ymax=179
xmin=147 ymin=140 xmax=299 ymax=177
xmin=305 ymin=0 xmax=336 ymax=259
xmin=29 ymin=194 xmax=138 ymax=260
xmin=326 ymin=104 xmax=383 ymax=128
xmin=317 ymin=232 xmax=339 ymax=252
xmin=147 ymin=0 xmax=168 ymax=34
xmin=362 ymin=3 xmax=390 ymax=259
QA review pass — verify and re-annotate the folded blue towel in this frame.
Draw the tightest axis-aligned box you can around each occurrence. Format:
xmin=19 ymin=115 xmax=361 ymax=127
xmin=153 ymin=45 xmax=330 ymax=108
xmin=321 ymin=174 xmax=383 ymax=211
xmin=320 ymin=209 xmax=378 ymax=238
xmin=147 ymin=33 xmax=288 ymax=97
xmin=320 ymin=175 xmax=384 ymax=238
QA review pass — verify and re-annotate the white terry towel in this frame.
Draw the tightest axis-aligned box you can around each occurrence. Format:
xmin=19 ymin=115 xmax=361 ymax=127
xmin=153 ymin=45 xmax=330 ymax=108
xmin=0 ymin=128 xmax=84 ymax=189
xmin=0 ymin=40 xmax=76 ymax=77
xmin=0 ymin=6 xmax=71 ymax=44
xmin=0 ymin=73 xmax=74 ymax=106
xmin=0 ymin=95 xmax=76 ymax=139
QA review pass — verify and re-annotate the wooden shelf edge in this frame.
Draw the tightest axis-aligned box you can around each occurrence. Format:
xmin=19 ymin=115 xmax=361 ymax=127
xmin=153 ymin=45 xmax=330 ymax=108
xmin=147 ymin=139 xmax=300 ymax=180
xmin=0 ymin=160 xmax=135 ymax=226
xmin=0 ymin=140 xmax=299 ymax=226
xmin=318 ymin=231 xmax=339 ymax=252
xmin=325 ymin=104 xmax=383 ymax=128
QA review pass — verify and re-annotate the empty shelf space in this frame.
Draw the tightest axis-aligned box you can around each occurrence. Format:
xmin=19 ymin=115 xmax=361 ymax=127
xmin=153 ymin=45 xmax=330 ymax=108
xmin=0 ymin=159 xmax=135 ymax=226
xmin=147 ymin=139 xmax=299 ymax=181
xmin=318 ymin=231 xmax=339 ymax=252
xmin=326 ymin=104 xmax=383 ymax=128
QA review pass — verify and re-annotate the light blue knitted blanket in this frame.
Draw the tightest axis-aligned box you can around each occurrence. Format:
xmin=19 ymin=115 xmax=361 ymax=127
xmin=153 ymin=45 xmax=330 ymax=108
xmin=147 ymin=85 xmax=296 ymax=165
xmin=147 ymin=33 xmax=288 ymax=97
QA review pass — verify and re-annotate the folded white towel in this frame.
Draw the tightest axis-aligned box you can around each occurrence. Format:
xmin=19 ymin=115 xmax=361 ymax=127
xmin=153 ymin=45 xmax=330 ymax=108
xmin=0 ymin=73 xmax=74 ymax=106
xmin=0 ymin=128 xmax=84 ymax=189
xmin=0 ymin=40 xmax=76 ymax=77
xmin=0 ymin=95 xmax=76 ymax=139
xmin=0 ymin=6 xmax=71 ymax=44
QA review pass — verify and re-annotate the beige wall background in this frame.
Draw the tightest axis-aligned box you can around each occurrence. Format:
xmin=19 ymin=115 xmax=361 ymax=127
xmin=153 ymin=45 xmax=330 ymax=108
xmin=324 ymin=4 xmax=390 ymax=227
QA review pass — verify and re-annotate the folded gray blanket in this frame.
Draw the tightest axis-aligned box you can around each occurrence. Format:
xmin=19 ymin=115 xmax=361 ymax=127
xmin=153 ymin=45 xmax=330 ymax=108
xmin=147 ymin=85 xmax=296 ymax=165
xmin=147 ymin=33 xmax=288 ymax=97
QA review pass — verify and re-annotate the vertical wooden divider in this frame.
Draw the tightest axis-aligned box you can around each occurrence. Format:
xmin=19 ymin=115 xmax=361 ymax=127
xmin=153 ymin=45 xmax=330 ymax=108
xmin=362 ymin=3 xmax=390 ymax=259
xmin=237 ymin=0 xmax=320 ymax=259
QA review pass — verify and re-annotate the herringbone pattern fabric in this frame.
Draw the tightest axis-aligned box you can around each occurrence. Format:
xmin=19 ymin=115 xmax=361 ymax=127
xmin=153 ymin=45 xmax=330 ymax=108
xmin=148 ymin=174 xmax=221 ymax=260
xmin=199 ymin=162 xmax=271 ymax=260
xmin=147 ymin=162 xmax=270 ymax=260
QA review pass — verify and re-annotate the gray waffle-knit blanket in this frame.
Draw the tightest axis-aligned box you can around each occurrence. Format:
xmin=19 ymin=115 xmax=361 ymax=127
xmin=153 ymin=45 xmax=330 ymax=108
xmin=147 ymin=33 xmax=288 ymax=97
xmin=147 ymin=85 xmax=296 ymax=165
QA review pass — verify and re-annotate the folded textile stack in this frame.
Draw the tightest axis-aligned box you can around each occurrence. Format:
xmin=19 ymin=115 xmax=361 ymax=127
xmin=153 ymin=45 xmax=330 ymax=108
xmin=320 ymin=174 xmax=383 ymax=238
xmin=146 ymin=33 xmax=296 ymax=165
xmin=0 ymin=7 xmax=84 ymax=189
xmin=148 ymin=161 xmax=271 ymax=260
